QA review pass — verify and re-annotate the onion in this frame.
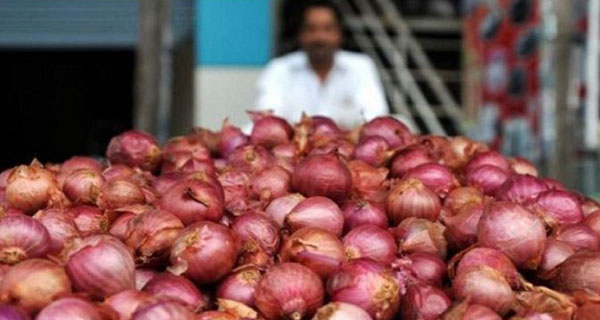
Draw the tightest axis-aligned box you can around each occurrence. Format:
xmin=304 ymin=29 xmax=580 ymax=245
xmin=227 ymin=145 xmax=273 ymax=173
xmin=302 ymin=115 xmax=342 ymax=138
xmin=255 ymin=263 xmax=324 ymax=320
xmin=0 ymin=169 xmax=13 ymax=189
xmin=0 ymin=259 xmax=71 ymax=313
xmin=63 ymin=235 xmax=136 ymax=298
xmin=61 ymin=156 xmax=103 ymax=176
xmin=465 ymin=151 xmax=510 ymax=173
xmin=404 ymin=163 xmax=459 ymax=197
xmin=465 ymin=165 xmax=509 ymax=195
xmin=131 ymin=300 xmax=196 ymax=320
xmin=36 ymin=298 xmax=104 ymax=320
xmin=509 ymin=157 xmax=539 ymax=176
xmin=152 ymin=172 xmax=186 ymax=195
xmin=347 ymin=160 xmax=389 ymax=203
xmin=164 ymin=135 xmax=211 ymax=160
xmin=311 ymin=302 xmax=372 ymax=320
xmin=102 ymin=164 xmax=136 ymax=182
xmin=124 ymin=209 xmax=184 ymax=265
xmin=248 ymin=111 xmax=293 ymax=148
xmin=231 ymin=213 xmax=280 ymax=255
xmin=585 ymin=211 xmax=600 ymax=236
xmin=218 ymin=120 xmax=249 ymax=157
xmin=389 ymin=146 xmax=434 ymax=178
xmin=443 ymin=136 xmax=489 ymax=170
xmin=359 ymin=116 xmax=413 ymax=148
xmin=105 ymin=290 xmax=154 ymax=320
xmin=106 ymin=130 xmax=163 ymax=172
xmin=341 ymin=200 xmax=388 ymax=232
xmin=97 ymin=179 xmax=146 ymax=210
xmin=386 ymin=178 xmax=441 ymax=224
xmin=327 ymin=259 xmax=400 ymax=320
xmin=0 ymin=304 xmax=30 ymax=320
xmin=169 ymin=221 xmax=237 ymax=284
xmin=554 ymin=224 xmax=600 ymax=251
xmin=63 ymin=169 xmax=105 ymax=205
xmin=343 ymin=225 xmax=397 ymax=265
xmin=543 ymin=178 xmax=566 ymax=191
xmin=196 ymin=311 xmax=238 ymax=320
xmin=538 ymin=239 xmax=575 ymax=278
xmin=136 ymin=269 xmax=159 ymax=290
xmin=6 ymin=163 xmax=64 ymax=214
xmin=217 ymin=266 xmax=262 ymax=307
xmin=393 ymin=217 xmax=447 ymax=258
xmin=142 ymin=273 xmax=206 ymax=311
xmin=292 ymin=153 xmax=352 ymax=203
xmin=161 ymin=152 xmax=216 ymax=176
xmin=575 ymin=304 xmax=600 ymax=320
xmin=452 ymin=267 xmax=514 ymax=315
xmin=218 ymin=168 xmax=251 ymax=215
xmin=582 ymin=198 xmax=600 ymax=217
xmin=554 ymin=251 xmax=600 ymax=298
xmin=527 ymin=190 xmax=583 ymax=228
xmin=68 ymin=205 xmax=110 ymax=237
xmin=512 ymin=288 xmax=577 ymax=319
xmin=251 ymin=166 xmax=291 ymax=201
xmin=441 ymin=302 xmax=501 ymax=320
xmin=109 ymin=212 xmax=137 ymax=240
xmin=158 ymin=179 xmax=224 ymax=225
xmin=441 ymin=205 xmax=484 ymax=250
xmin=33 ymin=208 xmax=80 ymax=255
xmin=401 ymin=284 xmax=451 ymax=320
xmin=478 ymin=201 xmax=546 ymax=269
xmin=352 ymin=136 xmax=392 ymax=167
xmin=495 ymin=174 xmax=549 ymax=204
xmin=265 ymin=193 xmax=305 ymax=228
xmin=286 ymin=196 xmax=344 ymax=236
xmin=453 ymin=247 xmax=519 ymax=288
xmin=281 ymin=227 xmax=345 ymax=278
xmin=272 ymin=143 xmax=298 ymax=159
xmin=307 ymin=137 xmax=355 ymax=159
xmin=0 ymin=215 xmax=50 ymax=265
xmin=392 ymin=252 xmax=446 ymax=287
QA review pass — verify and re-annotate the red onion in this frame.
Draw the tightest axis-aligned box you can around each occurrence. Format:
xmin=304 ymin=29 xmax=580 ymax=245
xmin=131 ymin=300 xmax=196 ymax=320
xmin=0 ymin=304 xmax=30 ymax=320
xmin=218 ymin=168 xmax=251 ymax=214
xmin=401 ymin=284 xmax=451 ymax=320
xmin=102 ymin=164 xmax=136 ymax=182
xmin=169 ymin=221 xmax=237 ymax=284
xmin=255 ymin=263 xmax=324 ymax=320
xmin=392 ymin=252 xmax=446 ymax=287
xmin=441 ymin=205 xmax=484 ymax=250
xmin=286 ymin=196 xmax=344 ymax=236
xmin=231 ymin=213 xmax=280 ymax=255
xmin=227 ymin=145 xmax=274 ymax=173
xmin=152 ymin=172 xmax=185 ymax=195
xmin=359 ymin=116 xmax=413 ymax=148
xmin=347 ymin=160 xmax=389 ymax=203
xmin=217 ymin=266 xmax=262 ymax=307
xmin=109 ymin=212 xmax=137 ymax=240
xmin=386 ymin=178 xmax=441 ymax=224
xmin=106 ymin=130 xmax=163 ymax=172
xmin=417 ymin=135 xmax=448 ymax=159
xmin=543 ymin=178 xmax=566 ymax=191
xmin=105 ymin=290 xmax=155 ymax=320
xmin=341 ymin=200 xmax=387 ymax=232
xmin=443 ymin=136 xmax=489 ymax=170
xmin=582 ymin=198 xmax=600 ymax=217
xmin=311 ymin=302 xmax=372 ymax=320
xmin=124 ymin=209 xmax=184 ymax=265
xmin=509 ymin=157 xmax=539 ymax=176
xmin=404 ymin=163 xmax=459 ymax=197
xmin=574 ymin=304 xmax=600 ymax=319
xmin=136 ymin=269 xmax=159 ymax=290
xmin=272 ymin=142 xmax=298 ymax=159
xmin=389 ymin=146 xmax=434 ymax=178
xmin=248 ymin=111 xmax=293 ymax=148
xmin=68 ymin=205 xmax=110 ymax=237
xmin=33 ymin=208 xmax=80 ymax=255
xmin=478 ymin=201 xmax=546 ymax=269
xmin=444 ymin=187 xmax=484 ymax=213
xmin=553 ymin=251 xmax=600 ymax=297
xmin=37 ymin=298 xmax=104 ymax=320
xmin=281 ymin=227 xmax=345 ymax=278
xmin=159 ymin=179 xmax=224 ymax=225
xmin=218 ymin=120 xmax=249 ymax=157
xmin=554 ymin=224 xmax=600 ymax=251
xmin=196 ymin=311 xmax=238 ymax=320
xmin=6 ymin=163 xmax=64 ymax=214
xmin=0 ymin=215 xmax=50 ymax=264
xmin=63 ymin=169 xmax=105 ymax=205
xmin=527 ymin=190 xmax=583 ymax=228
xmin=441 ymin=302 xmax=501 ymax=320
xmin=465 ymin=165 xmax=509 ymax=195
xmin=585 ymin=211 xmax=600 ymax=236
xmin=265 ymin=193 xmax=305 ymax=228
xmin=327 ymin=259 xmax=400 ymax=320
xmin=352 ymin=136 xmax=392 ymax=167
xmin=97 ymin=179 xmax=146 ymax=210
xmin=187 ymin=171 xmax=225 ymax=201
xmin=453 ymin=247 xmax=519 ymax=288
xmin=495 ymin=174 xmax=549 ymax=204
xmin=0 ymin=259 xmax=71 ymax=313
xmin=217 ymin=298 xmax=263 ymax=319
xmin=465 ymin=151 xmax=510 ymax=173
xmin=292 ymin=153 xmax=352 ymax=203
xmin=164 ymin=135 xmax=211 ymax=160
xmin=302 ymin=115 xmax=342 ymax=138
xmin=161 ymin=152 xmax=216 ymax=176
xmin=393 ymin=217 xmax=447 ymax=258
xmin=343 ymin=225 xmax=397 ymax=265
xmin=452 ymin=267 xmax=514 ymax=315
xmin=61 ymin=156 xmax=103 ymax=176
xmin=251 ymin=166 xmax=291 ymax=201
xmin=63 ymin=235 xmax=135 ymax=298
xmin=538 ymin=239 xmax=575 ymax=278
xmin=142 ymin=273 xmax=206 ymax=311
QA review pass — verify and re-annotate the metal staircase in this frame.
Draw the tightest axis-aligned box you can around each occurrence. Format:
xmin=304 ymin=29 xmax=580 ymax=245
xmin=334 ymin=0 xmax=466 ymax=136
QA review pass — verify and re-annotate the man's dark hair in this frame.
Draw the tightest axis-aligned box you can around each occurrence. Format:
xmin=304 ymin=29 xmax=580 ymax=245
xmin=300 ymin=0 xmax=343 ymax=28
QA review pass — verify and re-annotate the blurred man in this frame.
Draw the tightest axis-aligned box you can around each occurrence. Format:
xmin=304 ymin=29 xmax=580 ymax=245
xmin=255 ymin=0 xmax=388 ymax=129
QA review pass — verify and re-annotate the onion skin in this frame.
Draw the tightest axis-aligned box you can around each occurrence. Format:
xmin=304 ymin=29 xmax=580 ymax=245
xmin=105 ymin=290 xmax=155 ymax=320
xmin=164 ymin=135 xmax=211 ymax=160
xmin=538 ymin=239 xmax=575 ymax=278
xmin=582 ymin=198 xmax=600 ymax=217
xmin=63 ymin=169 xmax=105 ymax=205
xmin=0 ymin=259 xmax=71 ymax=314
xmin=227 ymin=145 xmax=274 ymax=173
xmin=292 ymin=153 xmax=352 ymax=203
xmin=109 ymin=212 xmax=137 ymax=241
xmin=142 ymin=273 xmax=206 ymax=311
xmin=327 ymin=259 xmax=400 ymax=320
xmin=553 ymin=251 xmax=600 ymax=297
xmin=249 ymin=112 xmax=293 ymax=148
xmin=341 ymin=200 xmax=388 ymax=233
xmin=389 ymin=146 xmax=434 ymax=178
xmin=63 ymin=235 xmax=136 ymax=299
xmin=386 ymin=178 xmax=441 ymax=224
xmin=33 ymin=208 xmax=80 ymax=255
xmin=453 ymin=247 xmax=519 ymax=288
xmin=495 ymin=174 xmax=549 ymax=204
xmin=106 ymin=129 xmax=163 ymax=172
xmin=6 ymin=164 xmax=63 ymax=214
xmin=527 ymin=190 xmax=583 ymax=228
xmin=441 ymin=205 xmax=484 ymax=250
xmin=441 ymin=302 xmax=501 ymax=320
xmin=585 ymin=211 xmax=600 ymax=236
xmin=161 ymin=152 xmax=216 ymax=176
xmin=401 ymin=284 xmax=451 ymax=320
xmin=352 ymin=136 xmax=392 ymax=167
xmin=509 ymin=157 xmax=539 ymax=176
xmin=574 ymin=304 xmax=600 ymax=320
xmin=217 ymin=266 xmax=262 ymax=307
xmin=251 ymin=166 xmax=291 ymax=201
xmin=452 ymin=267 xmax=514 ymax=315
xmin=0 ymin=304 xmax=30 ymax=320
xmin=444 ymin=187 xmax=484 ymax=213
xmin=69 ymin=205 xmax=110 ymax=237
xmin=465 ymin=165 xmax=509 ymax=195
xmin=477 ymin=201 xmax=546 ymax=269
xmin=404 ymin=163 xmax=459 ymax=197
xmin=286 ymin=196 xmax=344 ymax=236
xmin=359 ymin=116 xmax=413 ymax=148
xmin=135 ymin=269 xmax=159 ymax=291
xmin=0 ymin=169 xmax=14 ymax=189
xmin=61 ymin=156 xmax=103 ymax=175
xmin=256 ymin=263 xmax=324 ymax=320
xmin=265 ymin=193 xmax=306 ymax=228
xmin=393 ymin=217 xmax=447 ymax=259
xmin=218 ymin=120 xmax=249 ymax=157
xmin=159 ymin=179 xmax=224 ymax=225
xmin=343 ymin=225 xmax=397 ymax=265
xmin=231 ymin=213 xmax=280 ymax=255
xmin=131 ymin=300 xmax=196 ymax=320
xmin=554 ymin=224 xmax=600 ymax=251
xmin=98 ymin=179 xmax=146 ymax=210
xmin=347 ymin=160 xmax=389 ymax=203
xmin=169 ymin=221 xmax=237 ymax=284
xmin=311 ymin=302 xmax=373 ymax=320
xmin=36 ymin=297 xmax=104 ymax=320
xmin=0 ymin=215 xmax=50 ymax=265
xmin=392 ymin=252 xmax=446 ymax=287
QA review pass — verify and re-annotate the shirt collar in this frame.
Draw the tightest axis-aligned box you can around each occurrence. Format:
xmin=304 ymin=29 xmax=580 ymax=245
xmin=293 ymin=50 xmax=346 ymax=73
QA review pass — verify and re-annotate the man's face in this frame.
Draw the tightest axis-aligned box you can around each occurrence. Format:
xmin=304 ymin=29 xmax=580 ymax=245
xmin=299 ymin=7 xmax=342 ymax=64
